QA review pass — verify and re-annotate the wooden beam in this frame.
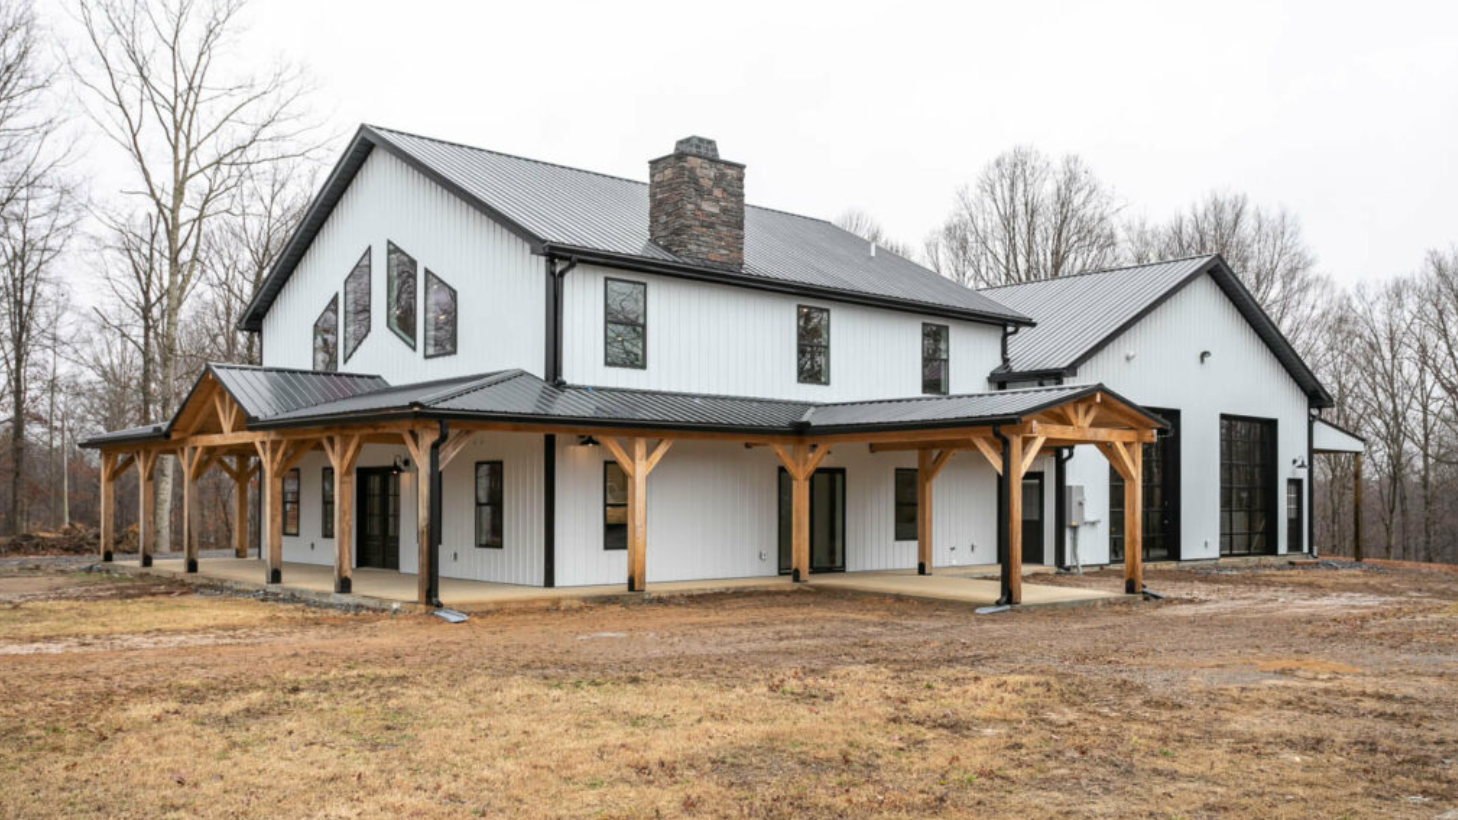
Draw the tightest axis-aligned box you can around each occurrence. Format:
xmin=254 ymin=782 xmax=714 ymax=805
xmin=971 ymin=436 xmax=1003 ymax=476
xmin=407 ymin=426 xmax=441 ymax=605
xmin=1019 ymin=435 xmax=1047 ymax=480
xmin=253 ymin=440 xmax=287 ymax=584
xmin=600 ymin=436 xmax=634 ymax=478
xmin=1021 ymin=421 xmax=1155 ymax=444
xmin=1097 ymin=441 xmax=1137 ymax=482
xmin=98 ymin=452 xmax=117 ymax=562
xmin=213 ymin=391 xmax=241 ymax=434
xmin=178 ymin=446 xmax=206 ymax=573
xmin=790 ymin=445 xmax=810 ymax=582
xmin=926 ymin=448 xmax=954 ymax=482
xmin=1006 ymin=433 xmax=1024 ymax=605
xmin=917 ymin=450 xmax=935 ymax=575
xmin=644 ymin=438 xmax=674 ymax=475
xmin=1124 ymin=439 xmax=1143 ymax=595
xmin=627 ymin=438 xmax=649 ymax=592
xmin=437 ymin=430 xmax=476 ymax=470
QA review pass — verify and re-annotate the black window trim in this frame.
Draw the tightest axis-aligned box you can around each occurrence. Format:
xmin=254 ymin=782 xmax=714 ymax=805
xmin=603 ymin=460 xmax=628 ymax=550
xmin=343 ymin=247 xmax=372 ymax=364
xmin=313 ymin=294 xmax=339 ymax=372
xmin=1218 ymin=413 xmax=1279 ymax=557
xmin=474 ymin=460 xmax=503 ymax=549
xmin=603 ymin=276 xmax=647 ymax=370
xmin=921 ymin=322 xmax=949 ymax=396
xmin=386 ymin=240 xmax=418 ymax=351
xmin=797 ymin=303 xmax=831 ymax=386
xmin=423 ymin=268 xmax=458 ymax=359
xmin=894 ymin=467 xmax=918 ymax=542
xmin=321 ymin=466 xmax=335 ymax=538
xmin=282 ymin=468 xmax=301 ymax=537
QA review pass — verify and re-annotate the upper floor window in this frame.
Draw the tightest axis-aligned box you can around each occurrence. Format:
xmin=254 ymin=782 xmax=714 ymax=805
xmin=282 ymin=469 xmax=301 ymax=536
xmin=797 ymin=305 xmax=829 ymax=385
xmin=475 ymin=462 xmax=503 ymax=548
xmin=386 ymin=241 xmax=417 ymax=349
xmin=424 ymin=270 xmax=457 ymax=358
xmin=343 ymin=248 xmax=371 ymax=362
xmin=605 ymin=278 xmax=646 ymax=369
xmin=313 ymin=295 xmax=338 ymax=371
xmin=321 ymin=467 xmax=335 ymax=538
xmin=922 ymin=323 xmax=949 ymax=395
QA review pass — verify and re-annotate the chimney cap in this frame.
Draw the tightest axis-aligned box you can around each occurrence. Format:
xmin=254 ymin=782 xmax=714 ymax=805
xmin=673 ymin=136 xmax=720 ymax=159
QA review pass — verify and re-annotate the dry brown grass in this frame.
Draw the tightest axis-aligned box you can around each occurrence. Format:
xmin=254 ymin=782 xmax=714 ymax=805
xmin=0 ymin=564 xmax=1455 ymax=819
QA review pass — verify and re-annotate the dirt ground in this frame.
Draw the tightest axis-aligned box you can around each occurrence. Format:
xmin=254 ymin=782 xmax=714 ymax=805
xmin=0 ymin=561 xmax=1455 ymax=819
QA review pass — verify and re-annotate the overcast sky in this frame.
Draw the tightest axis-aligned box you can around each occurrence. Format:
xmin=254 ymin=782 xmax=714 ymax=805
xmin=59 ymin=0 xmax=1458 ymax=287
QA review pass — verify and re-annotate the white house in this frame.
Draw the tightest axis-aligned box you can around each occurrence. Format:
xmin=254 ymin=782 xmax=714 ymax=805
xmin=82 ymin=127 xmax=1339 ymax=607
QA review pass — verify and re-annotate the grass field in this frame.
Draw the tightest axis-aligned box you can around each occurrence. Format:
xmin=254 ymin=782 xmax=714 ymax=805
xmin=1 ymin=560 xmax=1455 ymax=819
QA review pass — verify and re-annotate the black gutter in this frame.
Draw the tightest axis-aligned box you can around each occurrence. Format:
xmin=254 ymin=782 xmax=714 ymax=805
xmin=427 ymin=419 xmax=446 ymax=608
xmin=994 ymin=425 xmax=1012 ymax=606
xmin=540 ymin=243 xmax=1034 ymax=329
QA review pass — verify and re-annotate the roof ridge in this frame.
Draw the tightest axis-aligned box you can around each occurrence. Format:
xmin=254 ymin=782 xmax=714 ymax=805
xmin=812 ymin=383 xmax=1081 ymax=410
xmin=976 ymin=254 xmax=1216 ymax=291
xmin=418 ymin=369 xmax=527 ymax=406
xmin=566 ymin=382 xmax=815 ymax=408
xmin=208 ymin=361 xmax=388 ymax=381
xmin=367 ymin=124 xmax=834 ymax=225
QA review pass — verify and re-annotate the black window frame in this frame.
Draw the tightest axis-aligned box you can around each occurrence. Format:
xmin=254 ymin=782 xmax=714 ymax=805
xmin=313 ymin=295 xmax=338 ymax=372
xmin=921 ymin=322 xmax=949 ymax=395
xmin=894 ymin=468 xmax=918 ymax=542
xmin=603 ymin=461 xmax=628 ymax=550
xmin=1219 ymin=414 xmax=1278 ymax=556
xmin=321 ymin=467 xmax=334 ymax=538
xmin=474 ymin=461 xmax=503 ymax=549
xmin=797 ymin=304 xmax=830 ymax=385
xmin=386 ymin=241 xmax=417 ymax=350
xmin=282 ymin=468 xmax=301 ymax=537
xmin=604 ymin=277 xmax=647 ymax=370
xmin=343 ymin=248 xmax=371 ymax=363
xmin=423 ymin=268 xmax=457 ymax=358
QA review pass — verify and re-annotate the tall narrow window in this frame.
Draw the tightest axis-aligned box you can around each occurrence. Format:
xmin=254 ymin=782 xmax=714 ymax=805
xmin=343 ymin=248 xmax=371 ymax=362
xmin=313 ymin=295 xmax=338 ymax=371
xmin=603 ymin=462 xmax=628 ymax=549
xmin=1220 ymin=415 xmax=1276 ymax=556
xmin=282 ymin=469 xmax=301 ymax=536
xmin=895 ymin=468 xmax=918 ymax=541
xmin=424 ymin=270 xmax=457 ymax=357
xmin=604 ymin=278 xmax=646 ymax=368
xmin=475 ymin=461 xmax=503 ymax=548
xmin=386 ymin=241 xmax=417 ymax=348
xmin=922 ymin=323 xmax=949 ymax=395
xmin=797 ymin=305 xmax=830 ymax=385
xmin=321 ymin=467 xmax=335 ymax=538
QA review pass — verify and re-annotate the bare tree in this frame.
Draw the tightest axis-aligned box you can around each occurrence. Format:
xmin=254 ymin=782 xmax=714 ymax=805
xmin=923 ymin=146 xmax=1122 ymax=288
xmin=72 ymin=0 xmax=319 ymax=549
xmin=834 ymin=208 xmax=913 ymax=259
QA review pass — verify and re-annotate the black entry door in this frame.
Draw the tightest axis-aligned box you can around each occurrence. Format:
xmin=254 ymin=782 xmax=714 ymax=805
xmin=777 ymin=468 xmax=846 ymax=574
xmin=1022 ymin=473 xmax=1045 ymax=564
xmin=356 ymin=468 xmax=400 ymax=570
xmin=1111 ymin=408 xmax=1180 ymax=563
xmin=1287 ymin=479 xmax=1304 ymax=554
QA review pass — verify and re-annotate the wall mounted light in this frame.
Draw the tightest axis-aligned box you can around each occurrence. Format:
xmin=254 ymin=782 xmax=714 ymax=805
xmin=1291 ymin=457 xmax=1308 ymax=470
xmin=391 ymin=455 xmax=411 ymax=475
xmin=1199 ymin=350 xmax=1212 ymax=364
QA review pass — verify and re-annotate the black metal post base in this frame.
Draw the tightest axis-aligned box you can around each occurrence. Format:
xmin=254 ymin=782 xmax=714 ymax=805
xmin=140 ymin=554 xmax=152 ymax=568
xmin=626 ymin=577 xmax=637 ymax=592
xmin=185 ymin=559 xmax=198 ymax=574
xmin=917 ymin=562 xmax=927 ymax=575
xmin=268 ymin=568 xmax=281 ymax=584
xmin=335 ymin=577 xmax=351 ymax=594
xmin=102 ymin=551 xmax=113 ymax=562
xmin=1125 ymin=578 xmax=1138 ymax=594
xmin=791 ymin=568 xmax=803 ymax=583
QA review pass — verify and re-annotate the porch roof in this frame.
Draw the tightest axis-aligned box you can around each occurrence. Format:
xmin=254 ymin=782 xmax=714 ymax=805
xmin=81 ymin=365 xmax=1167 ymax=447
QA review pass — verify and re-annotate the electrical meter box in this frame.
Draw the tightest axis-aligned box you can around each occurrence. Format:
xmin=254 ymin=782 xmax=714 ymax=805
xmin=1066 ymin=485 xmax=1085 ymax=527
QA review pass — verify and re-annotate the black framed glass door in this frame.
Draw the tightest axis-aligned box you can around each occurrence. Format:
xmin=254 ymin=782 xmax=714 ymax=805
xmin=777 ymin=468 xmax=846 ymax=574
xmin=1287 ymin=479 xmax=1304 ymax=554
xmin=1110 ymin=409 xmax=1180 ymax=562
xmin=1220 ymin=415 xmax=1277 ymax=556
xmin=1021 ymin=473 xmax=1045 ymax=565
xmin=357 ymin=467 xmax=400 ymax=570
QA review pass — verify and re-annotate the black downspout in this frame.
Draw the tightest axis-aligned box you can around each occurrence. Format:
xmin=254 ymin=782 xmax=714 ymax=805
xmin=1054 ymin=447 xmax=1071 ymax=569
xmin=543 ymin=433 xmax=556 ymax=588
xmin=993 ymin=425 xmax=1012 ymax=605
xmin=544 ymin=256 xmax=577 ymax=385
xmin=427 ymin=419 xmax=446 ymax=608
xmin=1307 ymin=412 xmax=1316 ymax=558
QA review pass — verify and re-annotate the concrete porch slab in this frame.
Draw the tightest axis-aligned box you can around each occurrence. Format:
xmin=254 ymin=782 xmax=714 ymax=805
xmin=116 ymin=557 xmax=1128 ymax=613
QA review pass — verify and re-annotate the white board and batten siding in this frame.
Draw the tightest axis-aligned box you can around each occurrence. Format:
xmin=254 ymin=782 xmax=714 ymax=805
xmin=261 ymin=149 xmax=545 ymax=383
xmin=1061 ymin=273 xmax=1312 ymax=563
xmin=560 ymin=263 xmax=1004 ymax=401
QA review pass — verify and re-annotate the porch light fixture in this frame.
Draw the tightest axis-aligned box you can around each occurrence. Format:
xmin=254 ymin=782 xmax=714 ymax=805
xmin=391 ymin=455 xmax=411 ymax=475
xmin=1292 ymin=457 xmax=1308 ymax=470
xmin=577 ymin=435 xmax=600 ymax=448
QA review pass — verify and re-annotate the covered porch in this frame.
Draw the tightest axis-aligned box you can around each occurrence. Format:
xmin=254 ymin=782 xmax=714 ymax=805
xmin=84 ymin=364 xmax=1166 ymax=609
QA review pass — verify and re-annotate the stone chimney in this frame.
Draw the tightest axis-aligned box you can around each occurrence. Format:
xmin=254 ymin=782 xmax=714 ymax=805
xmin=648 ymin=136 xmax=745 ymax=268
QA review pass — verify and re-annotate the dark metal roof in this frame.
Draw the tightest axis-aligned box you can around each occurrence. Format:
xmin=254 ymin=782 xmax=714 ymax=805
xmin=981 ymin=255 xmax=1333 ymax=407
xmin=240 ymin=125 xmax=1030 ymax=331
xmin=803 ymin=384 xmax=1155 ymax=432
xmin=208 ymin=364 xmax=391 ymax=421
xmin=78 ymin=423 xmax=168 ymax=448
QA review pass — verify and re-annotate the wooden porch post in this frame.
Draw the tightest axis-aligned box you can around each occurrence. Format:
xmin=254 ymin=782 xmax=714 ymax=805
xmin=253 ymin=440 xmax=296 ymax=585
xmin=1124 ymin=442 xmax=1143 ymax=594
xmin=916 ymin=449 xmax=953 ymax=575
xmin=1353 ymin=453 xmax=1364 ymax=562
xmin=178 ymin=446 xmax=215 ymax=573
xmin=1005 ymin=434 xmax=1024 ymax=605
xmin=322 ymin=434 xmax=363 ymax=594
xmin=97 ymin=451 xmax=133 ymax=563
xmin=401 ymin=426 xmax=442 ymax=606
xmin=232 ymin=457 xmax=252 ymax=559
xmin=771 ymin=443 xmax=830 ymax=583
xmin=136 ymin=450 xmax=158 ymax=567
xmin=601 ymin=436 xmax=674 ymax=592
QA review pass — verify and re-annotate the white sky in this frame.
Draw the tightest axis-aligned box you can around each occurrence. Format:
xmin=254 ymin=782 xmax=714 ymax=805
xmin=57 ymin=0 xmax=1458 ymax=288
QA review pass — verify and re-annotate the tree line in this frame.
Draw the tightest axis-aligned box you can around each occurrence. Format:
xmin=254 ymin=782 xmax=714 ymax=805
xmin=839 ymin=146 xmax=1457 ymax=564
